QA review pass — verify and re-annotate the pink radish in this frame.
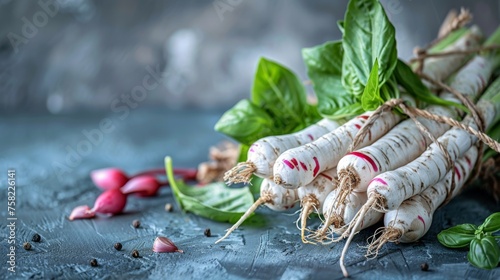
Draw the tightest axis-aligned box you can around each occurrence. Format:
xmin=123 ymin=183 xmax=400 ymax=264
xmin=366 ymin=146 xmax=478 ymax=257
xmin=215 ymin=178 xmax=299 ymax=243
xmin=224 ymin=118 xmax=339 ymax=184
xmin=273 ymin=110 xmax=402 ymax=189
xmin=334 ymin=53 xmax=494 ymax=218
xmin=296 ymin=168 xmax=338 ymax=244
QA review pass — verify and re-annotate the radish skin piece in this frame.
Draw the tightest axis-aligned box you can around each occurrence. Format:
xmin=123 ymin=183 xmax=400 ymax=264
xmin=273 ymin=111 xmax=402 ymax=189
xmin=335 ymin=53 xmax=494 ymax=213
xmin=367 ymin=146 xmax=478 ymax=256
xmin=297 ymin=168 xmax=338 ymax=244
xmin=224 ymin=118 xmax=339 ymax=184
xmin=215 ymin=179 xmax=298 ymax=243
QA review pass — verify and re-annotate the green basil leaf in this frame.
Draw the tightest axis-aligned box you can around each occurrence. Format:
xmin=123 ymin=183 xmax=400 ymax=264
xmin=342 ymin=54 xmax=365 ymax=96
xmin=481 ymin=212 xmax=500 ymax=233
xmin=214 ymin=99 xmax=274 ymax=146
xmin=251 ymin=57 xmax=310 ymax=130
xmin=302 ymin=41 xmax=359 ymax=120
xmin=438 ymin=223 xmax=477 ymax=248
xmin=361 ymin=59 xmax=382 ymax=111
xmin=342 ymin=0 xmax=397 ymax=86
xmin=395 ymin=59 xmax=467 ymax=111
xmin=165 ymin=156 xmax=255 ymax=223
xmin=337 ymin=20 xmax=345 ymax=33
xmin=468 ymin=236 xmax=500 ymax=269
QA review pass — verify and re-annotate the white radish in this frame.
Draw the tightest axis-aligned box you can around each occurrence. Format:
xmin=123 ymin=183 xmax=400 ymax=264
xmin=224 ymin=118 xmax=340 ymax=184
xmin=366 ymin=146 xmax=478 ymax=257
xmin=339 ymin=90 xmax=499 ymax=277
xmin=273 ymin=110 xmax=402 ymax=189
xmin=334 ymin=52 xmax=494 ymax=217
xmin=296 ymin=168 xmax=338 ymax=244
xmin=215 ymin=178 xmax=298 ymax=243
xmin=316 ymin=189 xmax=383 ymax=241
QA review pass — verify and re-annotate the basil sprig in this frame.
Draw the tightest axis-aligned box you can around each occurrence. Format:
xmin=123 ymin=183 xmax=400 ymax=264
xmin=438 ymin=212 xmax=500 ymax=269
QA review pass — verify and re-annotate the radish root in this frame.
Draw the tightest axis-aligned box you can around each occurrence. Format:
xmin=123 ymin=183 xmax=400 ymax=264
xmin=365 ymin=227 xmax=402 ymax=258
xmin=299 ymin=195 xmax=320 ymax=245
xmin=215 ymin=192 xmax=272 ymax=244
xmin=223 ymin=161 xmax=257 ymax=184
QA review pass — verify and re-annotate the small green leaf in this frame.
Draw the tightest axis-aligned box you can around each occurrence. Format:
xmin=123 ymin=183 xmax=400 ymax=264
xmin=361 ymin=59 xmax=382 ymax=111
xmin=342 ymin=0 xmax=397 ymax=86
xmin=165 ymin=156 xmax=255 ymax=223
xmin=438 ymin=223 xmax=477 ymax=248
xmin=394 ymin=59 xmax=467 ymax=111
xmin=214 ymin=99 xmax=274 ymax=146
xmin=468 ymin=236 xmax=500 ymax=269
xmin=481 ymin=212 xmax=500 ymax=233
xmin=428 ymin=28 xmax=468 ymax=54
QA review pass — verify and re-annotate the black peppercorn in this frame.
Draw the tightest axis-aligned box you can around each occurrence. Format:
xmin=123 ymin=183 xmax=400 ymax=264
xmin=204 ymin=228 xmax=211 ymax=237
xmin=114 ymin=242 xmax=122 ymax=251
xmin=90 ymin=259 xmax=98 ymax=267
xmin=131 ymin=249 xmax=140 ymax=258
xmin=32 ymin=233 xmax=41 ymax=243
xmin=132 ymin=220 xmax=141 ymax=228
xmin=420 ymin=262 xmax=429 ymax=271
xmin=23 ymin=242 xmax=31 ymax=250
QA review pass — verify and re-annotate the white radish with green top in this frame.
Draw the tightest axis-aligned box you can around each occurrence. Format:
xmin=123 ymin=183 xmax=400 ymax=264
xmin=273 ymin=110 xmax=402 ymax=189
xmin=366 ymin=146 xmax=478 ymax=257
xmin=215 ymin=178 xmax=299 ymax=243
xmin=224 ymin=118 xmax=340 ymax=184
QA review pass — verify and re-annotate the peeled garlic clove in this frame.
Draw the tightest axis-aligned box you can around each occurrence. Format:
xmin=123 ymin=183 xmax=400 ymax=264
xmin=152 ymin=236 xmax=183 ymax=253
xmin=121 ymin=175 xmax=160 ymax=197
xmin=91 ymin=189 xmax=127 ymax=215
xmin=69 ymin=205 xmax=95 ymax=220
xmin=90 ymin=168 xmax=129 ymax=190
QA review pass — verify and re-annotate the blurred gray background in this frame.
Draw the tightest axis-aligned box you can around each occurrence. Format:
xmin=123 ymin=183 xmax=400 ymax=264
xmin=1 ymin=0 xmax=499 ymax=114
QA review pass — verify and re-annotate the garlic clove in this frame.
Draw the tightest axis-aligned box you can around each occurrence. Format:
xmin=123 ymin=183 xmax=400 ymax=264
xmin=90 ymin=168 xmax=129 ymax=190
xmin=69 ymin=205 xmax=95 ymax=220
xmin=91 ymin=189 xmax=127 ymax=215
xmin=121 ymin=175 xmax=161 ymax=197
xmin=152 ymin=236 xmax=183 ymax=253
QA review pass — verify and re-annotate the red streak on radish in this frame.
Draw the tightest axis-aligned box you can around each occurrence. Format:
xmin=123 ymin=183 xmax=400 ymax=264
xmin=370 ymin=177 xmax=387 ymax=185
xmin=307 ymin=134 xmax=314 ymax=141
xmin=299 ymin=161 xmax=308 ymax=171
xmin=358 ymin=115 xmax=369 ymax=120
xmin=464 ymin=156 xmax=471 ymax=167
xmin=418 ymin=215 xmax=426 ymax=229
xmin=313 ymin=157 xmax=320 ymax=177
xmin=319 ymin=173 xmax=333 ymax=181
xmin=348 ymin=152 xmax=378 ymax=172
xmin=354 ymin=124 xmax=361 ymax=129
xmin=291 ymin=158 xmax=299 ymax=168
xmin=454 ymin=166 xmax=462 ymax=181
xmin=283 ymin=159 xmax=295 ymax=169
xmin=249 ymin=144 xmax=257 ymax=153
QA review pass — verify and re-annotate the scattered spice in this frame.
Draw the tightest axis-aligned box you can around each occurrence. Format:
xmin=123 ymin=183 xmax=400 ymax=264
xmin=420 ymin=262 xmax=429 ymax=271
xmin=152 ymin=236 xmax=184 ymax=253
xmin=131 ymin=249 xmax=140 ymax=258
xmin=114 ymin=242 xmax=122 ymax=251
xmin=204 ymin=228 xmax=211 ymax=237
xmin=32 ymin=233 xmax=41 ymax=243
xmin=165 ymin=203 xmax=173 ymax=212
xmin=23 ymin=242 xmax=31 ymax=250
xmin=90 ymin=258 xmax=98 ymax=267
xmin=132 ymin=219 xmax=141 ymax=228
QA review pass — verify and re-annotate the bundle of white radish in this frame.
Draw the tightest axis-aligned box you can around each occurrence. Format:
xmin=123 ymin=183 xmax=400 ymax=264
xmin=215 ymin=178 xmax=298 ymax=243
xmin=314 ymin=27 xmax=485 ymax=238
xmin=224 ymin=118 xmax=340 ymax=184
xmin=273 ymin=110 xmax=402 ymax=189
xmin=340 ymin=71 xmax=500 ymax=277
xmin=366 ymin=146 xmax=478 ymax=257
xmin=332 ymin=26 xmax=487 ymax=225
xmin=296 ymin=168 xmax=338 ymax=243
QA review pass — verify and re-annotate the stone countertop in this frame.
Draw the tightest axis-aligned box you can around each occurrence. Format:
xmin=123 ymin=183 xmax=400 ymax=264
xmin=1 ymin=108 xmax=500 ymax=280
